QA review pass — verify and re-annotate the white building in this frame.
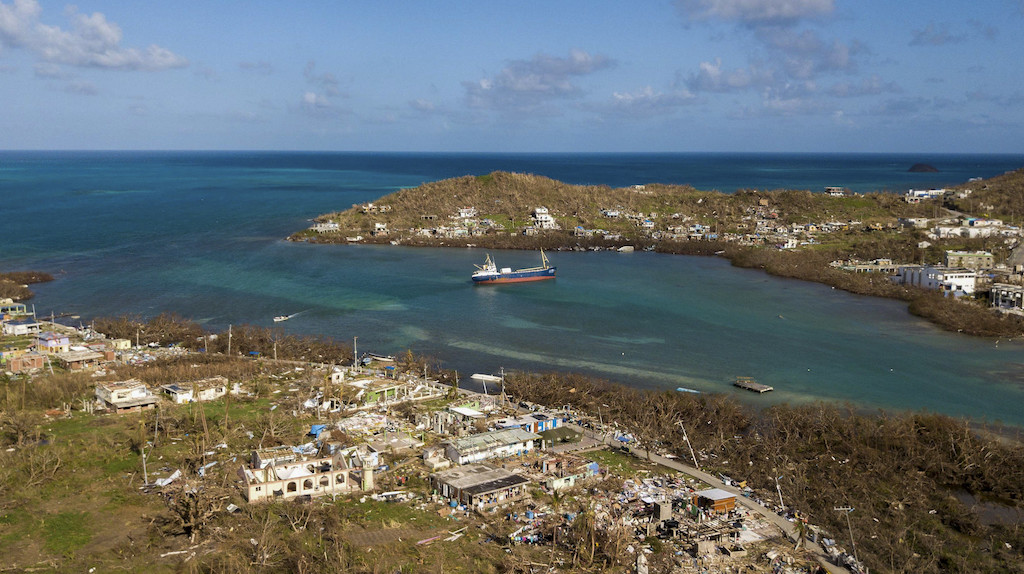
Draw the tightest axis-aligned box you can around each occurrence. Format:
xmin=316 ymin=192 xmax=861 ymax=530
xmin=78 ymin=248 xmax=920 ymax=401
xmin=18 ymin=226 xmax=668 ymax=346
xmin=238 ymin=445 xmax=374 ymax=503
xmin=532 ymin=207 xmax=559 ymax=230
xmin=160 ymin=376 xmax=231 ymax=404
xmin=904 ymin=189 xmax=946 ymax=203
xmin=444 ymin=428 xmax=541 ymax=465
xmin=96 ymin=380 xmax=158 ymax=412
xmin=2 ymin=318 xmax=40 ymax=336
xmin=895 ymin=265 xmax=977 ymax=296
xmin=311 ymin=221 xmax=340 ymax=233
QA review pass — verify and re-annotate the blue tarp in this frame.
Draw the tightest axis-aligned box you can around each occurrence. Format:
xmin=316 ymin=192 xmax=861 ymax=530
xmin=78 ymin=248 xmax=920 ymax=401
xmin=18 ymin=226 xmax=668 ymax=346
xmin=309 ymin=424 xmax=328 ymax=438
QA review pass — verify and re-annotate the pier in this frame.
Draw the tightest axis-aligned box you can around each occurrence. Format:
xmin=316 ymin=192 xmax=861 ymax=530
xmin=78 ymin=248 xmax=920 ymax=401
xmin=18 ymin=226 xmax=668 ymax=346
xmin=734 ymin=376 xmax=773 ymax=393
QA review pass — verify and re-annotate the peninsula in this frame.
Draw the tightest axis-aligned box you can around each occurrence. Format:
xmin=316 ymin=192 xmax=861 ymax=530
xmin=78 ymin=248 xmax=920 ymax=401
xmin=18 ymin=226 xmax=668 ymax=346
xmin=291 ymin=169 xmax=1024 ymax=337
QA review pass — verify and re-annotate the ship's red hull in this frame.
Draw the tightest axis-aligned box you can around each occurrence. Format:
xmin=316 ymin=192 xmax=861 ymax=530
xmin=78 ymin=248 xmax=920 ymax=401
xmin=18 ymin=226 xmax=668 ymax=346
xmin=474 ymin=273 xmax=556 ymax=285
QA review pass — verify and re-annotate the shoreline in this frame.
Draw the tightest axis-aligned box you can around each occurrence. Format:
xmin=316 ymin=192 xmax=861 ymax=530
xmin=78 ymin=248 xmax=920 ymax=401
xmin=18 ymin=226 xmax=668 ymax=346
xmin=294 ymin=232 xmax=1024 ymax=339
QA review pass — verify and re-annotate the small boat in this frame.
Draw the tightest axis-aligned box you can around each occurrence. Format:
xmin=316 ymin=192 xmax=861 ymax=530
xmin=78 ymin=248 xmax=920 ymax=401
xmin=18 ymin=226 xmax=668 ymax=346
xmin=472 ymin=250 xmax=556 ymax=284
xmin=273 ymin=315 xmax=290 ymax=322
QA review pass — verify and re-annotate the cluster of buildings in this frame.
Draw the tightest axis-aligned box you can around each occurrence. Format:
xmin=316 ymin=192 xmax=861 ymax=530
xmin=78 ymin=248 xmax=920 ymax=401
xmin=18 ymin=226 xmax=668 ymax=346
xmin=898 ymin=214 xmax=1024 ymax=243
xmin=318 ymin=189 xmax=1024 ymax=276
xmin=244 ymin=389 xmax=580 ymax=508
xmin=1 ymin=302 xmax=128 ymax=375
xmin=223 ymin=377 xmax=822 ymax=569
xmin=830 ymin=247 xmax=1024 ymax=309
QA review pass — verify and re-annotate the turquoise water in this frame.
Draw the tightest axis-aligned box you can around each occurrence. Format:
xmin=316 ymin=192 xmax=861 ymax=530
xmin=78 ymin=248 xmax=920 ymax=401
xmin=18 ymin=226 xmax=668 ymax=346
xmin=3 ymin=151 xmax=1024 ymax=425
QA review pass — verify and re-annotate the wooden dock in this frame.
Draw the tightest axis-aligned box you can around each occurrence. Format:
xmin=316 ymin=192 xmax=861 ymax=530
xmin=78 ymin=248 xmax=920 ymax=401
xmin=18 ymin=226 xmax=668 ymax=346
xmin=734 ymin=377 xmax=773 ymax=393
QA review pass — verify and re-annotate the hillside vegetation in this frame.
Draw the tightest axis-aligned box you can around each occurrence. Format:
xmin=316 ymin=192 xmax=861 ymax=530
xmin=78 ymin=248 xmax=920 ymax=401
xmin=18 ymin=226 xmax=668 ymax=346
xmin=297 ymin=171 xmax=935 ymax=239
xmin=948 ymin=168 xmax=1024 ymax=224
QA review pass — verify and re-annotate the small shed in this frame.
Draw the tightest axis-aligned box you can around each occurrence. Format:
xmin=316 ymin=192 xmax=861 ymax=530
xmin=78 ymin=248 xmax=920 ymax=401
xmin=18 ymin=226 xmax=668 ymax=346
xmin=693 ymin=488 xmax=736 ymax=514
xmin=538 ymin=425 xmax=582 ymax=448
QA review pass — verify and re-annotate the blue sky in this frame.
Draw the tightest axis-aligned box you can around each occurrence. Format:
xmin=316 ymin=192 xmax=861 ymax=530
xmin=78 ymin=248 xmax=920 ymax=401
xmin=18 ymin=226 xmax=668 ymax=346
xmin=1 ymin=0 xmax=1023 ymax=152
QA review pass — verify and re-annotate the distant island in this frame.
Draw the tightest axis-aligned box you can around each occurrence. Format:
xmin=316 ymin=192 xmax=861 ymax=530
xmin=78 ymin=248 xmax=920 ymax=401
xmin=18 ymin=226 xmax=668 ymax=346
xmin=292 ymin=169 xmax=1024 ymax=337
xmin=909 ymin=163 xmax=939 ymax=172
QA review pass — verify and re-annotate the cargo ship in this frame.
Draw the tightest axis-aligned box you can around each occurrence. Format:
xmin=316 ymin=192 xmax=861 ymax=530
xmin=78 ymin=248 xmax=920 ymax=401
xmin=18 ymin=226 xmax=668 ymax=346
xmin=472 ymin=251 xmax=556 ymax=284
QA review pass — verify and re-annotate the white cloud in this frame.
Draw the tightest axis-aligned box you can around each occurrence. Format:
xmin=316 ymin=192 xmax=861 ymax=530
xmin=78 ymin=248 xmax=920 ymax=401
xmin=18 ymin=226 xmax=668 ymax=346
xmin=752 ymin=93 xmax=827 ymax=117
xmin=602 ymin=86 xmax=696 ymax=118
xmin=676 ymin=0 xmax=833 ymax=26
xmin=0 ymin=0 xmax=187 ymax=70
xmin=463 ymin=49 xmax=613 ymax=112
xmin=302 ymin=91 xmax=331 ymax=108
xmin=754 ymin=27 xmax=863 ymax=78
xmin=686 ymin=58 xmax=775 ymax=92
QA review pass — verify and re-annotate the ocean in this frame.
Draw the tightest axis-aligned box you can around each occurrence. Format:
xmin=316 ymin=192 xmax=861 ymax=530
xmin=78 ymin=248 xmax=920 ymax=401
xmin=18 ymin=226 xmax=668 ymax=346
xmin=3 ymin=151 xmax=1024 ymax=425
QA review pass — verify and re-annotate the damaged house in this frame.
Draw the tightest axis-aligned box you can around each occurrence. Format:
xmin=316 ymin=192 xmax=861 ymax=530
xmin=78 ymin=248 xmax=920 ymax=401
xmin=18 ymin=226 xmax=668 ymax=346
xmin=238 ymin=445 xmax=376 ymax=503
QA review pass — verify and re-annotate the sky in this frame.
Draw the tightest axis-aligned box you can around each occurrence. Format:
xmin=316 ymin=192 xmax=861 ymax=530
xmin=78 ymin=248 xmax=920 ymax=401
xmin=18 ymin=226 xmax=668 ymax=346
xmin=1 ymin=0 xmax=1023 ymax=153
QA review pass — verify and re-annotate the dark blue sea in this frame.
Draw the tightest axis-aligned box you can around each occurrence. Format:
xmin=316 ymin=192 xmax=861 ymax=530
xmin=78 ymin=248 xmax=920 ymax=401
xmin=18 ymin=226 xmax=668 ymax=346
xmin=3 ymin=151 xmax=1024 ymax=425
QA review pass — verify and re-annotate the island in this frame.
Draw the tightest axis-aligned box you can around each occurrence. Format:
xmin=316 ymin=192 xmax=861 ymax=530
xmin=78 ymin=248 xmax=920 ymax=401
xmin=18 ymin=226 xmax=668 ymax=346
xmin=291 ymin=169 xmax=1024 ymax=337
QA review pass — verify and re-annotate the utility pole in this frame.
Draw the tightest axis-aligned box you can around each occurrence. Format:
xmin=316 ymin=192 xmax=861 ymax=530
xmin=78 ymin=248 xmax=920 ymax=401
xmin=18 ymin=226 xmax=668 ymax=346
xmin=227 ymin=324 xmax=232 ymax=356
xmin=834 ymin=506 xmax=858 ymax=564
xmin=140 ymin=421 xmax=149 ymax=486
xmin=775 ymin=474 xmax=785 ymax=510
xmin=676 ymin=420 xmax=700 ymax=470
